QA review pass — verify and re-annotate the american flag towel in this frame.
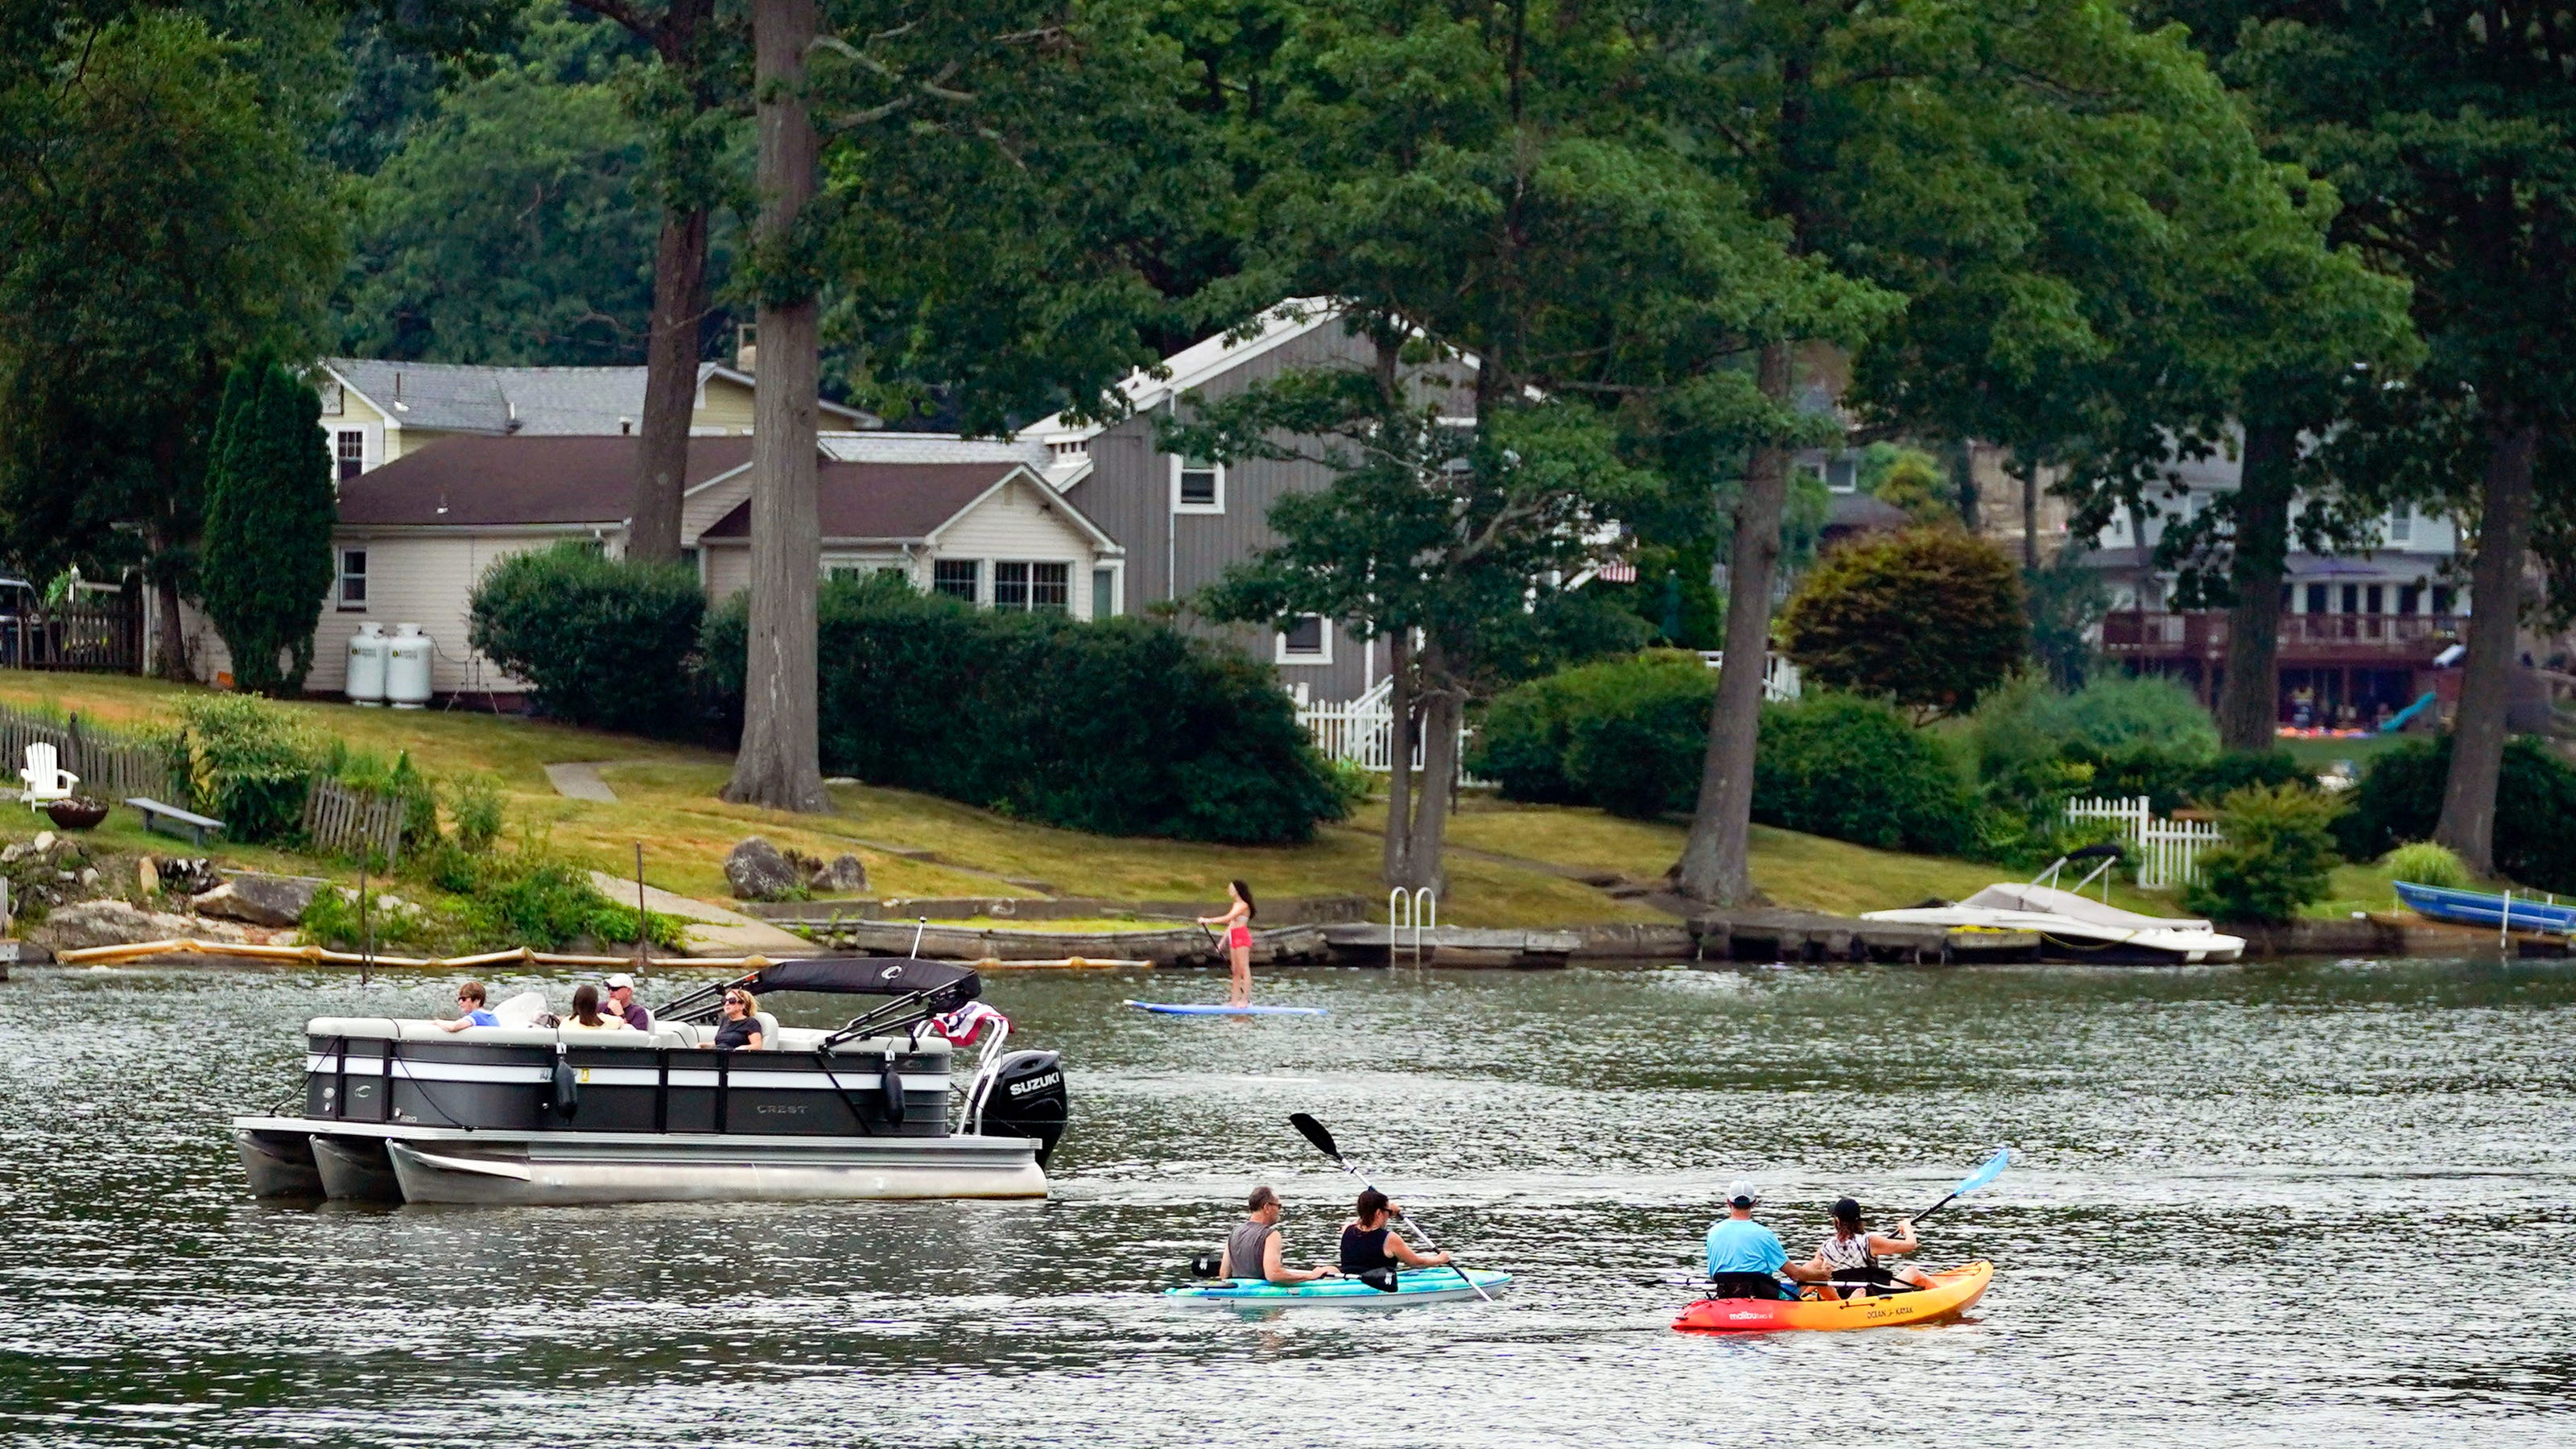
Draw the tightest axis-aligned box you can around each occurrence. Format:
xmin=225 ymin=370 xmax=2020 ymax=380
xmin=929 ymin=1001 xmax=1011 ymax=1046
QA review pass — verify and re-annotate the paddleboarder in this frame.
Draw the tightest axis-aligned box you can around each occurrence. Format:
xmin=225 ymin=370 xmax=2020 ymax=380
xmin=1703 ymin=1179 xmax=1825 ymax=1300
xmin=1339 ymin=1188 xmax=1452 ymax=1277
xmin=1197 ymin=880 xmax=1257 ymax=1008
xmin=1220 ymin=1185 xmax=1339 ymax=1285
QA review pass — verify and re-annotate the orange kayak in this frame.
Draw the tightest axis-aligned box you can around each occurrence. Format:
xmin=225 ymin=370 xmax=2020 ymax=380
xmin=1672 ymin=1261 xmax=1992 ymax=1333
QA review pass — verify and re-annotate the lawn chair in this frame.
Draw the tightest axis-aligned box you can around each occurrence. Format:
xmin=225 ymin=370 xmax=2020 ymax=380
xmin=19 ymin=741 xmax=77 ymax=808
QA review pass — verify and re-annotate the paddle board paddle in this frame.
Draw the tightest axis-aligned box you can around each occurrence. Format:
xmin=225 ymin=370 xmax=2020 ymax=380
xmin=1289 ymin=1113 xmax=1493 ymax=1302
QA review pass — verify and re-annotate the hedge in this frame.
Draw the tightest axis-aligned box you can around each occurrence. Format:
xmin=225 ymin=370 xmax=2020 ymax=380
xmin=700 ymin=577 xmax=1350 ymax=844
xmin=1468 ymin=654 xmax=1975 ymax=853
xmin=469 ymin=542 xmax=705 ymax=735
xmin=2334 ymin=734 xmax=2576 ymax=891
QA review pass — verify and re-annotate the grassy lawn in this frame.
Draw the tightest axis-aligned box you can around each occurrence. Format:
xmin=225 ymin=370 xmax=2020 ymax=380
xmin=9 ymin=671 xmax=2380 ymax=929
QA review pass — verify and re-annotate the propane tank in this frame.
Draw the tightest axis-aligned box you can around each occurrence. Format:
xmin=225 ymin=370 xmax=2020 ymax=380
xmin=344 ymin=622 xmax=388 ymax=706
xmin=384 ymin=623 xmax=433 ymax=709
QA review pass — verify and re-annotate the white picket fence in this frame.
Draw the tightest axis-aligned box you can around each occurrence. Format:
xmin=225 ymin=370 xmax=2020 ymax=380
xmin=1296 ymin=679 xmax=1492 ymax=786
xmin=2064 ymin=795 xmax=2224 ymax=890
xmin=1697 ymin=651 xmax=1804 ymax=702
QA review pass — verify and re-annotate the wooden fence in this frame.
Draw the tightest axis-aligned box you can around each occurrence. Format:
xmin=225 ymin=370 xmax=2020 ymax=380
xmin=2065 ymin=795 xmax=2225 ymax=890
xmin=303 ymin=778 xmax=407 ymax=865
xmin=0 ymin=702 xmax=172 ymax=803
xmin=0 ymin=597 xmax=143 ymax=674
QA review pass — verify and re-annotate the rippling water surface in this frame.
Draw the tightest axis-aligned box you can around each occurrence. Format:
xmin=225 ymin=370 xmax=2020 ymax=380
xmin=2 ymin=957 xmax=2571 ymax=1447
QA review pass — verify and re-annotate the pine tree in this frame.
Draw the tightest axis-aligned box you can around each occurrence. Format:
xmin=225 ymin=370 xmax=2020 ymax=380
xmin=200 ymin=357 xmax=336 ymax=695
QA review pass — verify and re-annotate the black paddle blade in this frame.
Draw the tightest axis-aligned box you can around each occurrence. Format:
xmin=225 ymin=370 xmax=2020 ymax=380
xmin=1188 ymin=1252 xmax=1224 ymax=1279
xmin=1360 ymin=1267 xmax=1400 ymax=1293
xmin=1288 ymin=1113 xmax=1341 ymax=1161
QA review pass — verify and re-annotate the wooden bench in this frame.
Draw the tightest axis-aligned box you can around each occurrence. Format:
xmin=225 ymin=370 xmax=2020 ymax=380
xmin=125 ymin=797 xmax=225 ymax=845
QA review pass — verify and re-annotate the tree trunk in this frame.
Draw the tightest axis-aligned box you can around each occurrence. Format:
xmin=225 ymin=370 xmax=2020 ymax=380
xmin=2020 ymin=458 xmax=2040 ymax=571
xmin=721 ymin=0 xmax=830 ymax=814
xmin=2434 ymin=420 xmax=2538 ymax=875
xmin=1383 ymin=627 xmax=1416 ymax=886
xmin=1393 ymin=640 xmax=1455 ymax=896
xmin=2214 ymin=422 xmax=2297 ymax=753
xmin=1674 ymin=341 xmax=1794 ymax=905
xmin=630 ymin=204 xmax=709 ymax=564
xmin=151 ymin=572 xmax=191 ymax=683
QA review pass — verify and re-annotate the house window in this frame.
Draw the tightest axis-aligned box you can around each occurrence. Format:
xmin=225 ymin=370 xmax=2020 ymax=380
xmin=318 ymin=379 xmax=344 ymax=416
xmin=2400 ymin=584 xmax=2421 ymax=615
xmin=2304 ymin=583 xmax=2327 ymax=615
xmin=2432 ymin=584 xmax=2455 ymax=616
xmin=993 ymin=561 xmax=1029 ymax=609
xmin=1029 ymin=562 xmax=1069 ymax=613
xmin=2365 ymin=584 xmax=2384 ymax=615
xmin=2340 ymin=584 xmax=2359 ymax=614
xmin=336 ymin=431 xmax=365 ymax=481
xmin=826 ymin=564 xmax=864 ymax=583
xmin=1092 ymin=567 xmax=1117 ymax=619
xmin=336 ymin=549 xmax=367 ymax=610
xmin=1174 ymin=456 xmax=1224 ymax=513
xmin=2387 ymin=507 xmax=2413 ymax=544
xmin=1824 ymin=455 xmax=1858 ymax=493
xmin=1276 ymin=615 xmax=1331 ymax=665
xmin=933 ymin=559 xmax=980 ymax=602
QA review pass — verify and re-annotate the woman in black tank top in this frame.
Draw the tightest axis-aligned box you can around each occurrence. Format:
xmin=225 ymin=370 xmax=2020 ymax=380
xmin=1339 ymin=1188 xmax=1452 ymax=1275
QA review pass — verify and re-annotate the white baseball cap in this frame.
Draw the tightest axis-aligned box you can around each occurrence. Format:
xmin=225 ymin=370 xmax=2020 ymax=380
xmin=605 ymin=972 xmax=635 ymax=990
xmin=1725 ymin=1179 xmax=1760 ymax=1208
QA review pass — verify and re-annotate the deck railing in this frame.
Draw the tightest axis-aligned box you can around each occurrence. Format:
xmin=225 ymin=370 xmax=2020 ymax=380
xmin=2100 ymin=610 xmax=2466 ymax=658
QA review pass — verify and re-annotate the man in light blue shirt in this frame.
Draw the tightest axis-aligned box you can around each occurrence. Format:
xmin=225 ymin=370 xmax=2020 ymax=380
xmin=1704 ymin=1179 xmax=1820 ymax=1301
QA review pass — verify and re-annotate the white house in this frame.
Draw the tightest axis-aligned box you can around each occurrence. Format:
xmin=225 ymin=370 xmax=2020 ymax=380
xmin=161 ymin=432 xmax=1122 ymax=700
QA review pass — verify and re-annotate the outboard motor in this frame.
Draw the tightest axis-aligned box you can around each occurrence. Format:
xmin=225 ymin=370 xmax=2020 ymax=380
xmin=978 ymin=1050 xmax=1067 ymax=1166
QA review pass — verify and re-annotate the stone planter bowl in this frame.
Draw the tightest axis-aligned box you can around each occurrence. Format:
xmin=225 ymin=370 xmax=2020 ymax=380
xmin=43 ymin=797 xmax=108 ymax=831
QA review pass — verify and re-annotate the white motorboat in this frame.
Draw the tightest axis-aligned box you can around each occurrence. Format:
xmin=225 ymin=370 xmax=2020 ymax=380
xmin=232 ymin=957 xmax=1068 ymax=1207
xmin=1861 ymin=845 xmax=2247 ymax=964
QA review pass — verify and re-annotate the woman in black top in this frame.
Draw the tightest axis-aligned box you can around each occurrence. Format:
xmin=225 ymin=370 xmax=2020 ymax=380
xmin=704 ymin=989 xmax=764 ymax=1051
xmin=1338 ymin=1188 xmax=1451 ymax=1275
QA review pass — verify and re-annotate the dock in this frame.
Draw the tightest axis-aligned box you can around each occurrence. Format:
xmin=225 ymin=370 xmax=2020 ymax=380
xmin=1319 ymin=925 xmax=1586 ymax=967
xmin=1686 ymin=908 xmax=2039 ymax=964
xmin=771 ymin=915 xmax=1330 ymax=967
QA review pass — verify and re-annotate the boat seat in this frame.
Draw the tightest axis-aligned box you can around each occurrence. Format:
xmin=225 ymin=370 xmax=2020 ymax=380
xmin=755 ymin=1011 xmax=782 ymax=1048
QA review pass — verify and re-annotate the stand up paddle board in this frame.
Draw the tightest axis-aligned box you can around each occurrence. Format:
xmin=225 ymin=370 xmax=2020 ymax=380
xmin=1124 ymin=1001 xmax=1327 ymax=1016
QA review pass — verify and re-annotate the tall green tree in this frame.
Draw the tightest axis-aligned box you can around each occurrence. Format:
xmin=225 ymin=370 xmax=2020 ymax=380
xmin=0 ymin=11 xmax=341 ymax=678
xmin=1167 ymin=0 xmax=1872 ymax=893
xmin=2152 ymin=1 xmax=2576 ymax=873
xmin=200 ymin=356 xmax=336 ymax=695
xmin=1668 ymin=0 xmax=2380 ymax=903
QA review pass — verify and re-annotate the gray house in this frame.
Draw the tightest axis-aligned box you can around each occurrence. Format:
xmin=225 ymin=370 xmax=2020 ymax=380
xmin=1023 ymin=300 xmax=1473 ymax=703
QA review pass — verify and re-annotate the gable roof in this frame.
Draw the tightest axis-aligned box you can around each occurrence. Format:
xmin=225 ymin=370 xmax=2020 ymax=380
xmin=699 ymin=461 xmax=1119 ymax=551
xmin=1016 ymin=299 xmax=1344 ymax=445
xmin=323 ymin=358 xmax=876 ymax=436
xmin=336 ymin=435 xmax=755 ymax=526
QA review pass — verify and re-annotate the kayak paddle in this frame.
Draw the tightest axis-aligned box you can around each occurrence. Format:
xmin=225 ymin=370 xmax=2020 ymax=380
xmin=1288 ymin=1113 xmax=1493 ymax=1302
xmin=1911 ymin=1147 xmax=2013 ymax=1225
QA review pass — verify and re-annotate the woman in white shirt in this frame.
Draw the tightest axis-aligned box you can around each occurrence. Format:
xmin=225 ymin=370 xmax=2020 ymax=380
xmin=1806 ymin=1196 xmax=1934 ymax=1298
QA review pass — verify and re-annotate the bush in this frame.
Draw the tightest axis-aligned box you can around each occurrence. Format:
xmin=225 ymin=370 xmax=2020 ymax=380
xmin=1781 ymin=527 xmax=2026 ymax=720
xmin=2183 ymin=784 xmax=2344 ymax=923
xmin=1752 ymin=692 xmax=1975 ymax=854
xmin=1472 ymin=651 xmax=1713 ymax=815
xmin=1969 ymin=672 xmax=2220 ymax=782
xmin=2067 ymin=741 xmax=2307 ymax=816
xmin=469 ymin=542 xmax=704 ymax=734
xmin=2334 ymin=735 xmax=2576 ymax=890
xmin=167 ymin=694 xmax=316 ymax=843
xmin=699 ymin=576 xmax=1348 ymax=844
xmin=446 ymin=772 xmax=505 ymax=853
xmin=2382 ymin=840 xmax=2470 ymax=890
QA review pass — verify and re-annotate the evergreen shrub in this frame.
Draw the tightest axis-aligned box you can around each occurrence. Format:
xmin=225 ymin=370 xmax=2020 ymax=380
xmin=469 ymin=542 xmax=704 ymax=734
xmin=1752 ymin=692 xmax=1975 ymax=854
xmin=2183 ymin=783 xmax=2344 ymax=923
xmin=2381 ymin=840 xmax=2469 ymax=890
xmin=200 ymin=353 xmax=336 ymax=695
xmin=2333 ymin=735 xmax=2576 ymax=891
xmin=1969 ymin=672 xmax=2219 ymax=781
xmin=699 ymin=577 xmax=1350 ymax=844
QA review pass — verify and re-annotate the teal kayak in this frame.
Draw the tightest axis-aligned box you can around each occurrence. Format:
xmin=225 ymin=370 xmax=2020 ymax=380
xmin=1165 ymin=1268 xmax=1511 ymax=1306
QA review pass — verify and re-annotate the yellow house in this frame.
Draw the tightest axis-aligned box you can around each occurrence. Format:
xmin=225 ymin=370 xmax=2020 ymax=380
xmin=312 ymin=358 xmax=877 ymax=479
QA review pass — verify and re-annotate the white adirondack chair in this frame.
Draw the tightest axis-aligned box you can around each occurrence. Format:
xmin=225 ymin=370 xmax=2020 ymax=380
xmin=19 ymin=742 xmax=77 ymax=808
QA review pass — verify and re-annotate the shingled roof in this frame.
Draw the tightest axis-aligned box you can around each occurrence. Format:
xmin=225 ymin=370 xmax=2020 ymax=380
xmin=700 ymin=461 xmax=1056 ymax=542
xmin=335 ymin=436 xmax=754 ymax=526
xmin=324 ymin=358 xmax=874 ymax=435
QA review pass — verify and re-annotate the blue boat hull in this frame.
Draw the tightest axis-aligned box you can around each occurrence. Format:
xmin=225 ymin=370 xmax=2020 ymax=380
xmin=1165 ymin=1267 xmax=1510 ymax=1306
xmin=1125 ymin=1001 xmax=1327 ymax=1017
xmin=2395 ymin=881 xmax=2576 ymax=933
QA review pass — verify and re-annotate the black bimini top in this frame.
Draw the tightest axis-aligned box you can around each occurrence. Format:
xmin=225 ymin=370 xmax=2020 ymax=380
xmin=747 ymin=957 xmax=981 ymax=1009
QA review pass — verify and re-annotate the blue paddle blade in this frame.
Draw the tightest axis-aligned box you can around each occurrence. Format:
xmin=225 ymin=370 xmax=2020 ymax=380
xmin=1951 ymin=1147 xmax=2012 ymax=1199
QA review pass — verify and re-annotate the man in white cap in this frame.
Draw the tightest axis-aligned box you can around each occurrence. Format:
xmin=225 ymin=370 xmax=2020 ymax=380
xmin=603 ymin=973 xmax=650 ymax=1031
xmin=1703 ymin=1179 xmax=1822 ymax=1301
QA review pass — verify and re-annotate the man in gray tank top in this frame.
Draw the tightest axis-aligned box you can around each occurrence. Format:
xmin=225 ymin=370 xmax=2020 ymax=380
xmin=1220 ymin=1186 xmax=1340 ymax=1285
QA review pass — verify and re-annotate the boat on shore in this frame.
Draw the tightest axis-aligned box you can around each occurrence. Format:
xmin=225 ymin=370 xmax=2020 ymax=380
xmin=231 ymin=957 xmax=1069 ymax=1207
xmin=2394 ymin=881 xmax=2576 ymax=935
xmin=1862 ymin=847 xmax=2245 ymax=964
xmin=1673 ymin=1261 xmax=1992 ymax=1333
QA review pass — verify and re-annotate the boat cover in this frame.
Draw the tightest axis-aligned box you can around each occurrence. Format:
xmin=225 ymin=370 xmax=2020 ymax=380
xmin=747 ymin=957 xmax=982 ymax=1006
xmin=1959 ymin=884 xmax=2213 ymax=932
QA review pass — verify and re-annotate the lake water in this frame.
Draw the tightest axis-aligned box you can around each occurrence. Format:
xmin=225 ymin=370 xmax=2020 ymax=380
xmin=2 ymin=957 xmax=2571 ymax=1447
